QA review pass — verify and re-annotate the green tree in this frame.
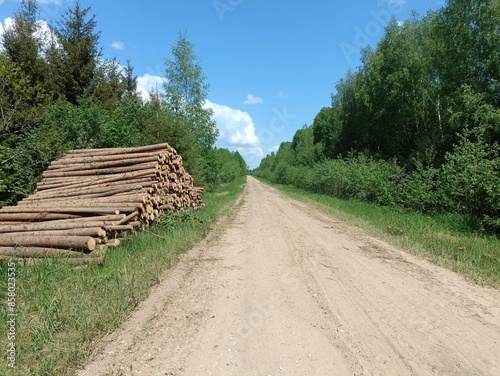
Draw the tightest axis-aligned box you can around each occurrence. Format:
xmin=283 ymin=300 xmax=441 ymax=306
xmin=291 ymin=125 xmax=321 ymax=166
xmin=123 ymin=59 xmax=140 ymax=100
xmin=0 ymin=55 xmax=48 ymax=147
xmin=312 ymin=106 xmax=341 ymax=159
xmin=162 ymin=32 xmax=219 ymax=185
xmin=89 ymin=57 xmax=133 ymax=111
xmin=56 ymin=0 xmax=101 ymax=104
xmin=363 ymin=17 xmax=442 ymax=165
xmin=2 ymin=0 xmax=46 ymax=85
xmin=163 ymin=32 xmax=219 ymax=150
xmin=432 ymin=0 xmax=500 ymax=106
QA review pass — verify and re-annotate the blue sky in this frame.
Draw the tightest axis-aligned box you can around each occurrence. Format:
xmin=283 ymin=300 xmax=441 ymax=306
xmin=0 ymin=0 xmax=445 ymax=168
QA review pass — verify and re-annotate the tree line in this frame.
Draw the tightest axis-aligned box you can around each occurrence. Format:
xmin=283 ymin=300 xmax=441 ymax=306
xmin=0 ymin=0 xmax=247 ymax=207
xmin=254 ymin=0 xmax=500 ymax=234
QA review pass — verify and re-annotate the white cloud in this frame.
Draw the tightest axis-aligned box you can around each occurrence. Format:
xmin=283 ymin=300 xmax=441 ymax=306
xmin=378 ymin=0 xmax=408 ymax=6
xmin=136 ymin=73 xmax=166 ymax=101
xmin=1 ymin=18 xmax=58 ymax=54
xmin=277 ymin=91 xmax=289 ymax=99
xmin=269 ymin=145 xmax=279 ymax=153
xmin=111 ymin=41 xmax=125 ymax=51
xmin=124 ymin=73 xmax=264 ymax=159
xmin=205 ymin=100 xmax=263 ymax=158
xmin=243 ymin=94 xmax=263 ymax=105
xmin=0 ymin=18 xmax=14 ymax=42
xmin=35 ymin=20 xmax=59 ymax=51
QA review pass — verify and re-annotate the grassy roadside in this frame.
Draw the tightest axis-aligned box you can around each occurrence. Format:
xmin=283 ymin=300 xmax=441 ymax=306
xmin=255 ymin=177 xmax=500 ymax=289
xmin=0 ymin=177 xmax=246 ymax=376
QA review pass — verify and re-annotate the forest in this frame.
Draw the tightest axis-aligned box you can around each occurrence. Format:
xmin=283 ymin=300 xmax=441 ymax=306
xmin=254 ymin=0 xmax=500 ymax=234
xmin=0 ymin=0 xmax=248 ymax=208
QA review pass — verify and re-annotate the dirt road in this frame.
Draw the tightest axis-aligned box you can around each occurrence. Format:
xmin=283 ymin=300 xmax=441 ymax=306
xmin=79 ymin=176 xmax=500 ymax=376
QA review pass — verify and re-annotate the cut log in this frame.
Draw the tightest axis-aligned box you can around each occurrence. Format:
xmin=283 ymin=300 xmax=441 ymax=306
xmin=104 ymin=224 xmax=133 ymax=232
xmin=0 ymin=227 xmax=105 ymax=238
xmin=49 ymin=150 xmax=170 ymax=166
xmin=18 ymin=195 xmax=148 ymax=206
xmin=68 ymin=143 xmax=171 ymax=156
xmin=117 ymin=211 xmax=139 ymax=225
xmin=0 ymin=204 xmax=141 ymax=214
xmin=0 ymin=256 xmax=105 ymax=266
xmin=36 ymin=176 xmax=152 ymax=194
xmin=106 ymin=238 xmax=120 ymax=247
xmin=0 ymin=235 xmax=96 ymax=251
xmin=0 ymin=142 xmax=204 ymax=265
xmin=46 ymin=155 xmax=161 ymax=173
xmin=0 ymin=220 xmax=119 ymax=233
xmin=42 ymin=161 xmax=159 ymax=178
xmin=36 ymin=169 xmax=158 ymax=192
xmin=0 ymin=246 xmax=83 ymax=257
xmin=31 ymin=181 xmax=155 ymax=200
xmin=0 ymin=213 xmax=81 ymax=222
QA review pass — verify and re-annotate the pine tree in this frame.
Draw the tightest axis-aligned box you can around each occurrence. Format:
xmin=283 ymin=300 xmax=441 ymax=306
xmin=2 ymin=0 xmax=45 ymax=85
xmin=56 ymin=0 xmax=101 ymax=104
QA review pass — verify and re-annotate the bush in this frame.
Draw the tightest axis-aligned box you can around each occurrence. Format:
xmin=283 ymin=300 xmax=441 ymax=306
xmin=439 ymin=131 xmax=500 ymax=232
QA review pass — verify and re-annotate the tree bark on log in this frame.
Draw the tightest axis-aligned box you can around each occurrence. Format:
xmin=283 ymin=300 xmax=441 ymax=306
xmin=68 ymin=143 xmax=172 ymax=156
xmin=0 ymin=227 xmax=105 ymax=238
xmin=0 ymin=143 xmax=204 ymax=261
xmin=47 ymin=155 xmax=161 ymax=173
xmin=0 ymin=213 xmax=81 ymax=221
xmin=0 ymin=235 xmax=96 ymax=251
xmin=42 ymin=161 xmax=159 ymax=178
xmin=0 ymin=204 xmax=141 ymax=214
xmin=0 ymin=246 xmax=83 ymax=257
xmin=31 ymin=180 xmax=155 ymax=200
xmin=0 ymin=220 xmax=121 ymax=233
xmin=49 ymin=150 xmax=169 ymax=166
xmin=36 ymin=170 xmax=158 ymax=192
xmin=0 ymin=256 xmax=105 ymax=266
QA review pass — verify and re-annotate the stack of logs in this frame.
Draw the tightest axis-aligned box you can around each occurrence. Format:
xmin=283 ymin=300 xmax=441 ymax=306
xmin=0 ymin=143 xmax=203 ymax=265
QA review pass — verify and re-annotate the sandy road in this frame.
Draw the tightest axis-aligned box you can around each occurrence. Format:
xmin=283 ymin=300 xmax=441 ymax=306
xmin=79 ymin=176 xmax=500 ymax=376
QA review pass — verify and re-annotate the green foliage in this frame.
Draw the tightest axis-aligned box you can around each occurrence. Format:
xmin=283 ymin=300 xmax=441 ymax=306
xmin=56 ymin=1 xmax=101 ymax=104
xmin=0 ymin=55 xmax=49 ymax=147
xmin=0 ymin=1 xmax=241 ymax=206
xmin=258 ymin=178 xmax=500 ymax=288
xmin=206 ymin=149 xmax=248 ymax=186
xmin=255 ymin=0 xmax=500 ymax=235
xmin=161 ymin=32 xmax=223 ymax=187
xmin=163 ymin=32 xmax=219 ymax=151
xmin=2 ymin=0 xmax=46 ymax=85
xmin=291 ymin=125 xmax=322 ymax=166
xmin=157 ymin=210 xmax=207 ymax=233
xmin=440 ymin=130 xmax=500 ymax=218
xmin=0 ymin=123 xmax=66 ymax=206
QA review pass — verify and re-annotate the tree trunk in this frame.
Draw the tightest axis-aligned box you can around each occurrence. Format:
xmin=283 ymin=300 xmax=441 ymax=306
xmin=0 ymin=235 xmax=96 ymax=251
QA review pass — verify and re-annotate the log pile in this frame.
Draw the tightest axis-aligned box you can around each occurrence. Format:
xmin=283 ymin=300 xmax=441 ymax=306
xmin=0 ymin=143 xmax=203 ymax=264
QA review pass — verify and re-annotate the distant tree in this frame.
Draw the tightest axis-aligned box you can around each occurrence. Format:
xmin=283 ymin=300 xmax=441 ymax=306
xmin=163 ymin=32 xmax=219 ymax=150
xmin=56 ymin=0 xmax=101 ymax=104
xmin=291 ymin=125 xmax=320 ymax=166
xmin=432 ymin=0 xmax=500 ymax=106
xmin=0 ymin=55 xmax=48 ymax=147
xmin=2 ymin=0 xmax=46 ymax=85
xmin=312 ymin=106 xmax=340 ymax=159
xmin=363 ymin=17 xmax=441 ymax=165
xmin=123 ymin=59 xmax=140 ymax=100
xmin=89 ymin=57 xmax=130 ymax=111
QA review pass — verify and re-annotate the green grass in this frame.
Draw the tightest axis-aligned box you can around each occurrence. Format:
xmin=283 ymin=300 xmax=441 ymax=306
xmin=256 ymin=177 xmax=500 ymax=289
xmin=0 ymin=177 xmax=246 ymax=376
